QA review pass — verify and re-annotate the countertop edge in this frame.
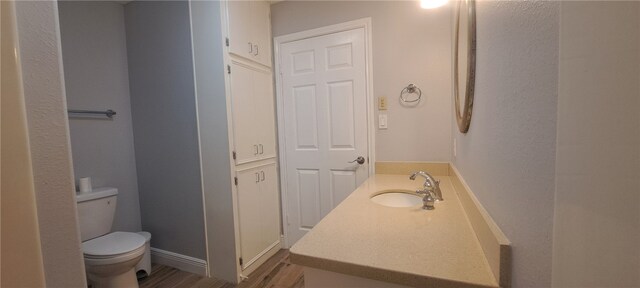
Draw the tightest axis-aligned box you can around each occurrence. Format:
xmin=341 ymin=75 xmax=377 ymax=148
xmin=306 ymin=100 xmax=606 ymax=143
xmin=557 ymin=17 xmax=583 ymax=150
xmin=291 ymin=248 xmax=496 ymax=288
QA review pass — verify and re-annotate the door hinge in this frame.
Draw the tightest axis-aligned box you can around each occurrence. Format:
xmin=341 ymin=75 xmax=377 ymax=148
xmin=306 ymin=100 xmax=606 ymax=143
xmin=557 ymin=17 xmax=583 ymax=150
xmin=227 ymin=65 xmax=231 ymax=74
xmin=225 ymin=37 xmax=229 ymax=47
xmin=232 ymin=151 xmax=236 ymax=160
xmin=234 ymin=177 xmax=238 ymax=186
xmin=239 ymin=257 xmax=243 ymax=266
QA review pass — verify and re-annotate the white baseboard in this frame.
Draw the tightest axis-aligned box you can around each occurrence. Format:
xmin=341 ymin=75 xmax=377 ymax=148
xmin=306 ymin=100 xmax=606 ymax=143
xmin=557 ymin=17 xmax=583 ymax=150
xmin=150 ymin=247 xmax=208 ymax=276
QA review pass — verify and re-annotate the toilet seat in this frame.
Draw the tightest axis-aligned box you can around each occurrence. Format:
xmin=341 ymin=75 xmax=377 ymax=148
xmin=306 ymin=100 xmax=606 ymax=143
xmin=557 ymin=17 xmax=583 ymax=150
xmin=83 ymin=232 xmax=146 ymax=265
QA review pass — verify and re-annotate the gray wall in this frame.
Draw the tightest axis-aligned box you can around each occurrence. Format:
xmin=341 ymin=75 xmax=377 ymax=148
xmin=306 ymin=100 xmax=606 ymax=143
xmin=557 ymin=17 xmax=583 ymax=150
xmin=552 ymin=2 xmax=640 ymax=286
xmin=59 ymin=1 xmax=142 ymax=233
xmin=125 ymin=1 xmax=206 ymax=259
xmin=15 ymin=1 xmax=87 ymax=286
xmin=452 ymin=1 xmax=559 ymax=287
xmin=271 ymin=1 xmax=453 ymax=162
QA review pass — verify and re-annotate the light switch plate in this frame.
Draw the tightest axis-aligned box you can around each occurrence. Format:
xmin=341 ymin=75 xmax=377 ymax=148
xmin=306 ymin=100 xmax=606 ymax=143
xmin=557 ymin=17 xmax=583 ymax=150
xmin=378 ymin=114 xmax=388 ymax=129
xmin=378 ymin=96 xmax=387 ymax=110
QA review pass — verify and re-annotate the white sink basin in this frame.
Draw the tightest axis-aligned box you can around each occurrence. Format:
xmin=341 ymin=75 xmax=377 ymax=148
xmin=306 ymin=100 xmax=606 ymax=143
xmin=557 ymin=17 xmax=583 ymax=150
xmin=370 ymin=191 xmax=422 ymax=208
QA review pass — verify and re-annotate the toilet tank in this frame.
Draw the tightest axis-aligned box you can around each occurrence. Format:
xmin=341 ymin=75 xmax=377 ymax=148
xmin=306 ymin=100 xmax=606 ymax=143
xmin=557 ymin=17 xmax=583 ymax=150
xmin=76 ymin=187 xmax=118 ymax=241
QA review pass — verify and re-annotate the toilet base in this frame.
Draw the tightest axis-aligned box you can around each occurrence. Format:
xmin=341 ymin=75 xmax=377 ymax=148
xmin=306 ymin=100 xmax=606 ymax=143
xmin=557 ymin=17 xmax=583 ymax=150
xmin=88 ymin=267 xmax=138 ymax=288
xmin=85 ymin=254 xmax=143 ymax=288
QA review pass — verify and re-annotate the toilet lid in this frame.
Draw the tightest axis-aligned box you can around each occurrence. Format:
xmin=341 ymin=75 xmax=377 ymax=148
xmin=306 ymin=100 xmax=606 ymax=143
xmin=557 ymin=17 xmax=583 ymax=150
xmin=83 ymin=232 xmax=145 ymax=257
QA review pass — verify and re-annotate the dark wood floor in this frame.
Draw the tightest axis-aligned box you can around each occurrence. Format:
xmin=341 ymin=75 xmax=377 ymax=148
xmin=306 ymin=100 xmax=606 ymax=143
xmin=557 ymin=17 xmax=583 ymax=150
xmin=139 ymin=249 xmax=304 ymax=288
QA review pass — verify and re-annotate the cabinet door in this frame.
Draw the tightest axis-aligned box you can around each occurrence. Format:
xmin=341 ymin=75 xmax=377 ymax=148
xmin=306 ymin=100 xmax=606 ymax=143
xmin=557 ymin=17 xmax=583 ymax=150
xmin=251 ymin=0 xmax=272 ymax=67
xmin=236 ymin=167 xmax=263 ymax=270
xmin=227 ymin=0 xmax=253 ymax=61
xmin=230 ymin=61 xmax=259 ymax=164
xmin=236 ymin=163 xmax=280 ymax=271
xmin=257 ymin=164 xmax=280 ymax=252
xmin=253 ymin=69 xmax=277 ymax=159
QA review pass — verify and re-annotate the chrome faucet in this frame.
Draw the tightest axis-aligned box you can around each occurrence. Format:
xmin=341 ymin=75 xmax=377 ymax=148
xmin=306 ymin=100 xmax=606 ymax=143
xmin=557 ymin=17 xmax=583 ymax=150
xmin=409 ymin=170 xmax=443 ymax=203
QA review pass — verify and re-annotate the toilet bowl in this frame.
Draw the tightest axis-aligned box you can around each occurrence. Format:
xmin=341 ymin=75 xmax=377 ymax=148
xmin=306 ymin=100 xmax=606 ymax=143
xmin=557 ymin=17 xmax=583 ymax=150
xmin=75 ymin=188 xmax=147 ymax=288
xmin=83 ymin=232 xmax=146 ymax=288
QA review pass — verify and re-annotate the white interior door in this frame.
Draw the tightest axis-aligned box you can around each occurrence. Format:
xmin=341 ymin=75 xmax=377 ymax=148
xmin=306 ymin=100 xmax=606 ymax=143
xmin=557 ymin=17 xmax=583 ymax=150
xmin=279 ymin=27 xmax=370 ymax=246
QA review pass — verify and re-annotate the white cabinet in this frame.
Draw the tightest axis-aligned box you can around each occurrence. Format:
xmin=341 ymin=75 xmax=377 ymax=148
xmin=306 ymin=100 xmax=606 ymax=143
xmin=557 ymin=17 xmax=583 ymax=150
xmin=192 ymin=1 xmax=280 ymax=283
xmin=235 ymin=163 xmax=280 ymax=271
xmin=229 ymin=60 xmax=276 ymax=165
xmin=225 ymin=0 xmax=280 ymax=279
xmin=227 ymin=0 xmax=272 ymax=67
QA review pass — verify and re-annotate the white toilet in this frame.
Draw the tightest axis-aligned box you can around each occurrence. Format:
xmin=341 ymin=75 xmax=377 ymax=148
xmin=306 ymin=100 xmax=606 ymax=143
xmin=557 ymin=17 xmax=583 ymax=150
xmin=76 ymin=187 xmax=146 ymax=288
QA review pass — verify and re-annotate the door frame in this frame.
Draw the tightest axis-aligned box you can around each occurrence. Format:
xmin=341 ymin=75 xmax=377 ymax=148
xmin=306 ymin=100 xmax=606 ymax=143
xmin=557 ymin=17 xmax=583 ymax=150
xmin=274 ymin=18 xmax=375 ymax=248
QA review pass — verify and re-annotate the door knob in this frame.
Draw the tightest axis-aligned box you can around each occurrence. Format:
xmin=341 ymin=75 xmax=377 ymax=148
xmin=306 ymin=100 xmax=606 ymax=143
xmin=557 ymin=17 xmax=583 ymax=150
xmin=349 ymin=156 xmax=365 ymax=165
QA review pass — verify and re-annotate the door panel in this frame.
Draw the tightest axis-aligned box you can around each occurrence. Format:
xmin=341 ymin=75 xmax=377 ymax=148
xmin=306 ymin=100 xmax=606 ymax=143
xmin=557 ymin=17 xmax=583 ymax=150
xmin=280 ymin=28 xmax=369 ymax=245
xmin=327 ymin=80 xmax=356 ymax=149
xmin=292 ymin=50 xmax=315 ymax=74
xmin=326 ymin=43 xmax=353 ymax=69
xmin=329 ymin=170 xmax=357 ymax=207
xmin=292 ymin=85 xmax=319 ymax=150
xmin=296 ymin=169 xmax=321 ymax=229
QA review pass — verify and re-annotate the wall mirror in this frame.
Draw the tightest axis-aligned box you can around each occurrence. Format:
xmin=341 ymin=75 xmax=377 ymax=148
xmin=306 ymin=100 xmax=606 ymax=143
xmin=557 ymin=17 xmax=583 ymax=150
xmin=453 ymin=0 xmax=476 ymax=133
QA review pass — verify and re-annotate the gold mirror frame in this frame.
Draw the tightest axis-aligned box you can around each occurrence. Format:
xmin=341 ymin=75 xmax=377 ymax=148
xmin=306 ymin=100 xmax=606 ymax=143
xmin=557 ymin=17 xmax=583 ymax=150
xmin=453 ymin=0 xmax=476 ymax=133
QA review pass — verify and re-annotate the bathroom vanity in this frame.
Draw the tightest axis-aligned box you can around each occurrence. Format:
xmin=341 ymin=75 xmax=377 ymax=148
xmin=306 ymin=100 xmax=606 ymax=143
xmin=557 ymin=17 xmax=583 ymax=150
xmin=290 ymin=163 xmax=511 ymax=288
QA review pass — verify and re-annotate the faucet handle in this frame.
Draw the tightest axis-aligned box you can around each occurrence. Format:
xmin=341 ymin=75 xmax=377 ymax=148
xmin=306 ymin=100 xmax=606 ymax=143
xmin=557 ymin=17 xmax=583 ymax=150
xmin=423 ymin=192 xmax=435 ymax=210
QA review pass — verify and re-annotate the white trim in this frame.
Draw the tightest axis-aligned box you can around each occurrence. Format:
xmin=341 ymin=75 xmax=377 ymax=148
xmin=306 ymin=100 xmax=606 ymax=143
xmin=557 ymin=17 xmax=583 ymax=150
xmin=274 ymin=18 xmax=376 ymax=248
xmin=150 ymin=247 xmax=208 ymax=276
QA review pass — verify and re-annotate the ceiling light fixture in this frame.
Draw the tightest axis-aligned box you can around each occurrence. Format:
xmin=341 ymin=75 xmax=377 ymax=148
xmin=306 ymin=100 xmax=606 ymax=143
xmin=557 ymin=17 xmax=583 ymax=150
xmin=420 ymin=0 xmax=449 ymax=9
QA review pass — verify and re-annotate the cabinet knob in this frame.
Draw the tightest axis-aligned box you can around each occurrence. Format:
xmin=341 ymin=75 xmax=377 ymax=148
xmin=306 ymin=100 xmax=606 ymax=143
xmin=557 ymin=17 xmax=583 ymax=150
xmin=254 ymin=44 xmax=259 ymax=56
xmin=259 ymin=144 xmax=264 ymax=154
xmin=248 ymin=42 xmax=253 ymax=54
xmin=260 ymin=171 xmax=265 ymax=181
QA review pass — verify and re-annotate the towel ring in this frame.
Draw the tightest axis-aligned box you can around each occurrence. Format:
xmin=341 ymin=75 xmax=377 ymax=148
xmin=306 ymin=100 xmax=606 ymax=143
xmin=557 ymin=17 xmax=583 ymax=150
xmin=400 ymin=84 xmax=422 ymax=103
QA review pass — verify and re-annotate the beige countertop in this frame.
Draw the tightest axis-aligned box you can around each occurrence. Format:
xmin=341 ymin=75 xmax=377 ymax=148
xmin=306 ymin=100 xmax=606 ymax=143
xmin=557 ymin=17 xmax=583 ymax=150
xmin=290 ymin=174 xmax=498 ymax=288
